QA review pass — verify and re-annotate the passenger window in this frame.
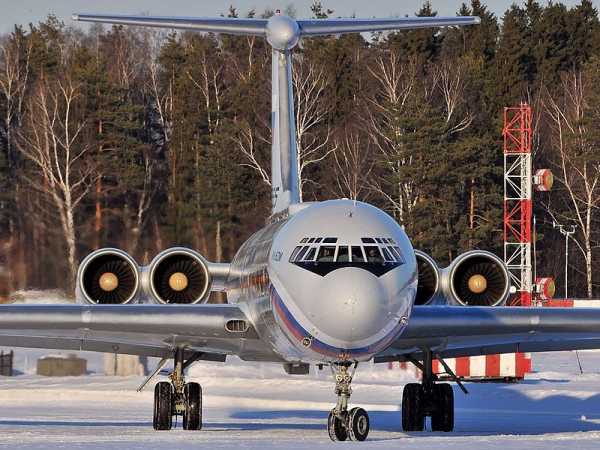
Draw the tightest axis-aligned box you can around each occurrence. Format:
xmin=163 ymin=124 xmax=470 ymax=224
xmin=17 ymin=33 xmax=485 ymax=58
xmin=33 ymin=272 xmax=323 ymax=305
xmin=336 ymin=246 xmax=349 ymax=262
xmin=290 ymin=246 xmax=303 ymax=262
xmin=323 ymin=237 xmax=337 ymax=243
xmin=300 ymin=238 xmax=308 ymax=243
xmin=361 ymin=237 xmax=375 ymax=244
xmin=308 ymin=238 xmax=315 ymax=243
xmin=351 ymin=246 xmax=365 ymax=262
xmin=364 ymin=246 xmax=384 ymax=263
xmin=315 ymin=238 xmax=323 ymax=243
xmin=375 ymin=238 xmax=383 ymax=243
xmin=317 ymin=246 xmax=336 ymax=262
xmin=381 ymin=247 xmax=395 ymax=262
xmin=304 ymin=247 xmax=317 ymax=261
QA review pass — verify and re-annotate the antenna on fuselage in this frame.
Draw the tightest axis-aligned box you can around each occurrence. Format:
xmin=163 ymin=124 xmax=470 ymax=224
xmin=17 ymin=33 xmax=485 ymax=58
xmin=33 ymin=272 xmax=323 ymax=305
xmin=72 ymin=13 xmax=480 ymax=216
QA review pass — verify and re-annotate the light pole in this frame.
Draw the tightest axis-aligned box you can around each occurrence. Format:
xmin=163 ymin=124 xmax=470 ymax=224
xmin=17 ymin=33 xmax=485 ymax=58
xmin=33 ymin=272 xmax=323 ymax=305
xmin=553 ymin=221 xmax=577 ymax=298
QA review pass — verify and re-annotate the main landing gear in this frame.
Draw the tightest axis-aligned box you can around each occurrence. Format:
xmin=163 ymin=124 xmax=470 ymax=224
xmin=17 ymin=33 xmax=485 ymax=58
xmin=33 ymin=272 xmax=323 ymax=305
xmin=327 ymin=363 xmax=370 ymax=442
xmin=402 ymin=351 xmax=455 ymax=432
xmin=153 ymin=348 xmax=203 ymax=431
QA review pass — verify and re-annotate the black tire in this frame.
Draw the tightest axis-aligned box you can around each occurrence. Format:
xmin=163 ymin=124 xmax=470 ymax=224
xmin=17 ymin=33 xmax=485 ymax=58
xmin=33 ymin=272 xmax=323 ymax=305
xmin=327 ymin=410 xmax=348 ymax=441
xmin=347 ymin=407 xmax=370 ymax=441
xmin=402 ymin=383 xmax=425 ymax=432
xmin=431 ymin=383 xmax=454 ymax=432
xmin=153 ymin=382 xmax=173 ymax=430
xmin=183 ymin=382 xmax=202 ymax=431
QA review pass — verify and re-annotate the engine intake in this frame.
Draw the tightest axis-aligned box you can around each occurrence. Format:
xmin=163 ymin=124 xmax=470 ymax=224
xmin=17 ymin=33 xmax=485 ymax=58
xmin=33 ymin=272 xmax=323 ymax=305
xmin=148 ymin=248 xmax=211 ymax=304
xmin=448 ymin=251 xmax=509 ymax=306
xmin=414 ymin=251 xmax=440 ymax=305
xmin=77 ymin=249 xmax=140 ymax=304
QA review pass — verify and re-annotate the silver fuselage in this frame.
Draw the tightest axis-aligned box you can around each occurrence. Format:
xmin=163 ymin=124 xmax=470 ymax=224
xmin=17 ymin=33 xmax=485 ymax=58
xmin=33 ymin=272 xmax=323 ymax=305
xmin=226 ymin=199 xmax=418 ymax=364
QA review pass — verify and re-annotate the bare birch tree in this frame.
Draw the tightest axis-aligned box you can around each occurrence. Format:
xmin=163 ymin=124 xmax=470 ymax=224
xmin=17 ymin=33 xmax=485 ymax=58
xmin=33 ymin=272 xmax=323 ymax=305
xmin=365 ymin=52 xmax=419 ymax=225
xmin=17 ymin=78 xmax=95 ymax=291
xmin=332 ymin=131 xmax=373 ymax=200
xmin=544 ymin=69 xmax=600 ymax=298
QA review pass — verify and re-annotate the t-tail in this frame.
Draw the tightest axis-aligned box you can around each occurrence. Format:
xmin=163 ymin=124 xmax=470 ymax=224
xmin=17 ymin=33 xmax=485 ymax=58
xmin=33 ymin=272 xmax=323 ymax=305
xmin=72 ymin=12 xmax=480 ymax=216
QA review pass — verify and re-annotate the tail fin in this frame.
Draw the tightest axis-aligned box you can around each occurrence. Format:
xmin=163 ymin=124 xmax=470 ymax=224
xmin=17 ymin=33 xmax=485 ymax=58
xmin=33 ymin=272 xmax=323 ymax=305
xmin=73 ymin=13 xmax=480 ymax=215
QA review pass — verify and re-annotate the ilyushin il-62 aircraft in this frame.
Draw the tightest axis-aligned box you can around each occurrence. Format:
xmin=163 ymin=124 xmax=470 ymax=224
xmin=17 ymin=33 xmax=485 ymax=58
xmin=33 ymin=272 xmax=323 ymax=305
xmin=2 ymin=10 xmax=600 ymax=442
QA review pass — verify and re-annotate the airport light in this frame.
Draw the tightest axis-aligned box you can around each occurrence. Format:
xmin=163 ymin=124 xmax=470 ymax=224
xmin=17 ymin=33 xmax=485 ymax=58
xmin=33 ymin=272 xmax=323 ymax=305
xmin=552 ymin=221 xmax=577 ymax=298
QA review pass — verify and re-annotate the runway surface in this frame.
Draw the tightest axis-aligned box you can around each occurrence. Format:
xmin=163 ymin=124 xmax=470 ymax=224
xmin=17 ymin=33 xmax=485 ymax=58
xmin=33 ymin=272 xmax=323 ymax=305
xmin=1 ymin=350 xmax=600 ymax=449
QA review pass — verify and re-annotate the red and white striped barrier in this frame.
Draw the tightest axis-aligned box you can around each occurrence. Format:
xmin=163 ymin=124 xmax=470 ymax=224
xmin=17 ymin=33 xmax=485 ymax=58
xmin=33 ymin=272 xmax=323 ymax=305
xmin=544 ymin=299 xmax=600 ymax=308
xmin=432 ymin=353 xmax=532 ymax=379
xmin=388 ymin=353 xmax=532 ymax=380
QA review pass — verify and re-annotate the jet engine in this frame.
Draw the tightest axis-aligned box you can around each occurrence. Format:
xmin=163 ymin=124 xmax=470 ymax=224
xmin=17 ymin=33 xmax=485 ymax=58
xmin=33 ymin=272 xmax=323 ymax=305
xmin=414 ymin=250 xmax=510 ymax=307
xmin=147 ymin=247 xmax=212 ymax=304
xmin=77 ymin=248 xmax=140 ymax=304
xmin=414 ymin=250 xmax=440 ymax=305
xmin=445 ymin=250 xmax=510 ymax=306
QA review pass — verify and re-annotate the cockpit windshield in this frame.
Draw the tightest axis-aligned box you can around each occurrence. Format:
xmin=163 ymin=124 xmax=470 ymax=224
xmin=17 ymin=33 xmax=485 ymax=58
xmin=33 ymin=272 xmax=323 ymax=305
xmin=289 ymin=237 xmax=404 ymax=277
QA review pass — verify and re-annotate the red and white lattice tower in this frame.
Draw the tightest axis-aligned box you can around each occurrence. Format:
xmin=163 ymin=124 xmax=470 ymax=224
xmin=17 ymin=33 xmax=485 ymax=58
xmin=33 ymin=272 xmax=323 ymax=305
xmin=503 ymin=104 xmax=533 ymax=306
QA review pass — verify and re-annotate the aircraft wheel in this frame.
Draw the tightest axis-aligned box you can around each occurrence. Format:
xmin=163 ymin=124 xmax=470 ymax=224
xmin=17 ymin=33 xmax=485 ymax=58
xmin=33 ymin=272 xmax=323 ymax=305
xmin=183 ymin=382 xmax=202 ymax=430
xmin=347 ymin=407 xmax=370 ymax=441
xmin=431 ymin=383 xmax=454 ymax=432
xmin=153 ymin=381 xmax=173 ymax=430
xmin=327 ymin=410 xmax=348 ymax=441
xmin=402 ymin=383 xmax=425 ymax=432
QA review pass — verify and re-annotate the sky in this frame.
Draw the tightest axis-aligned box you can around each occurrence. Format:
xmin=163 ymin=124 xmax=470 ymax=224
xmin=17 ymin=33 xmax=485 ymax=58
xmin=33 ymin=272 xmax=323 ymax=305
xmin=0 ymin=0 xmax=591 ymax=34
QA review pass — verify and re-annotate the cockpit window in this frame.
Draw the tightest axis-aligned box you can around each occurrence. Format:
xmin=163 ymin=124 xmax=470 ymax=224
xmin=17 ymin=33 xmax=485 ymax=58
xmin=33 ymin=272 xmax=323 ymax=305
xmin=290 ymin=246 xmax=303 ymax=262
xmin=336 ymin=246 xmax=349 ymax=262
xmin=294 ymin=246 xmax=309 ymax=262
xmin=317 ymin=246 xmax=336 ymax=262
xmin=351 ymin=246 xmax=365 ymax=262
xmin=304 ymin=247 xmax=317 ymax=261
xmin=364 ymin=246 xmax=384 ymax=263
xmin=290 ymin=237 xmax=402 ymax=277
xmin=381 ymin=247 xmax=394 ymax=262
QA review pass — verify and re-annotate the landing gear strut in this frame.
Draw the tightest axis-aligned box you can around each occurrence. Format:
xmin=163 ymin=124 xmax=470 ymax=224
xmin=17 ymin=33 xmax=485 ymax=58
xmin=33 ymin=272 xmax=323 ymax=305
xmin=327 ymin=363 xmax=370 ymax=442
xmin=153 ymin=348 xmax=203 ymax=431
xmin=402 ymin=350 xmax=454 ymax=432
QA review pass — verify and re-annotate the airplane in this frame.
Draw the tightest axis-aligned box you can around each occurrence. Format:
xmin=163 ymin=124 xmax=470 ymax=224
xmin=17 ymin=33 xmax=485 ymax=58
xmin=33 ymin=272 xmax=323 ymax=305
xmin=1 ymin=10 xmax=600 ymax=443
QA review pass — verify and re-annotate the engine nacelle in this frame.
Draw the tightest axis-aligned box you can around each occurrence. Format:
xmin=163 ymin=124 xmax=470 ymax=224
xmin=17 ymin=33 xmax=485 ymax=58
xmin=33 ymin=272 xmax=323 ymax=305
xmin=444 ymin=250 xmax=510 ymax=306
xmin=76 ymin=248 xmax=140 ymax=305
xmin=414 ymin=250 xmax=440 ymax=305
xmin=414 ymin=250 xmax=510 ymax=307
xmin=147 ymin=247 xmax=212 ymax=304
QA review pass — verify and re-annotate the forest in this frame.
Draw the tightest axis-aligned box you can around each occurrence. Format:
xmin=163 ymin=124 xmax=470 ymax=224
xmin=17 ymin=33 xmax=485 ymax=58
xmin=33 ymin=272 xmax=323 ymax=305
xmin=0 ymin=1 xmax=599 ymax=300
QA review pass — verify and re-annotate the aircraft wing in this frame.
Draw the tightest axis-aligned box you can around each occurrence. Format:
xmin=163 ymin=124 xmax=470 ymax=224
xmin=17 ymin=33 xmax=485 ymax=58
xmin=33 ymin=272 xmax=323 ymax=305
xmin=0 ymin=304 xmax=279 ymax=361
xmin=376 ymin=306 xmax=600 ymax=363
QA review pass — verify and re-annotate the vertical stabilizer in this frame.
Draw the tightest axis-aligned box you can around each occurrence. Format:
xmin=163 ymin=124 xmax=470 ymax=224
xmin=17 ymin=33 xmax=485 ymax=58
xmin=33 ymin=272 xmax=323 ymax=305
xmin=72 ymin=13 xmax=481 ymax=217
xmin=270 ymin=48 xmax=300 ymax=214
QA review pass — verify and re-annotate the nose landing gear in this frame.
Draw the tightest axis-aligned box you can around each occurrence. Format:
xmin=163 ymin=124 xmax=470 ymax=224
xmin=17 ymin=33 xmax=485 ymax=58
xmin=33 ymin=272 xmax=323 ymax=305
xmin=327 ymin=363 xmax=370 ymax=441
xmin=152 ymin=348 xmax=203 ymax=431
xmin=401 ymin=351 xmax=455 ymax=432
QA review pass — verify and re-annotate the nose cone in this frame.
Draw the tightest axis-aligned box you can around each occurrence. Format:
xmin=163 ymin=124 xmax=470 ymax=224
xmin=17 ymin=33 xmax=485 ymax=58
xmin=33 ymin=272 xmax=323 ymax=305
xmin=313 ymin=268 xmax=391 ymax=345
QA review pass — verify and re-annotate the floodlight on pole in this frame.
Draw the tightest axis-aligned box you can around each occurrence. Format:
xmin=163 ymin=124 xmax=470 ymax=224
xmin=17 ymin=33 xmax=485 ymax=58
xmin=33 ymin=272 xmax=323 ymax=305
xmin=553 ymin=221 xmax=577 ymax=299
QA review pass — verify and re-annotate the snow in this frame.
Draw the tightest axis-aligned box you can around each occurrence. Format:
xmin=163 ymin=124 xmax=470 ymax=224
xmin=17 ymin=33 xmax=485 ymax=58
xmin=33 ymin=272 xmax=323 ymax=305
xmin=0 ymin=350 xmax=599 ymax=449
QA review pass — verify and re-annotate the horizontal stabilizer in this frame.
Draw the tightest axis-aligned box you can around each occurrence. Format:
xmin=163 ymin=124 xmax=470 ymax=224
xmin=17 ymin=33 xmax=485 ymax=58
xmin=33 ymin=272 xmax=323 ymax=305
xmin=72 ymin=14 xmax=268 ymax=35
xmin=72 ymin=14 xmax=480 ymax=38
xmin=297 ymin=16 xmax=481 ymax=36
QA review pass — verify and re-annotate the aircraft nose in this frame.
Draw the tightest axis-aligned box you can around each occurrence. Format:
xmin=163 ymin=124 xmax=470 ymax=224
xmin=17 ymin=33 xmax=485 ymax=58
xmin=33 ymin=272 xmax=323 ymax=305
xmin=316 ymin=268 xmax=390 ymax=344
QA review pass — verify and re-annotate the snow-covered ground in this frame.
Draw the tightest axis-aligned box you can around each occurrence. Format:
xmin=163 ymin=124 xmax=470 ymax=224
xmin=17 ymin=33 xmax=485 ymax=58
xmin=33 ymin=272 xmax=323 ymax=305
xmin=0 ymin=349 xmax=599 ymax=449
